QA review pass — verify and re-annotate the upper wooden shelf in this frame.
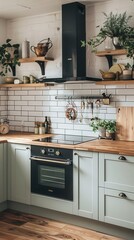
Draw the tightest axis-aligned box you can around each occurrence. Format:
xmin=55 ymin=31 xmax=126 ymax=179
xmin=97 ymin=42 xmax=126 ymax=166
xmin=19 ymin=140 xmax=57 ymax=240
xmin=96 ymin=49 xmax=127 ymax=57
xmin=0 ymin=83 xmax=54 ymax=88
xmin=96 ymin=80 xmax=134 ymax=85
xmin=19 ymin=56 xmax=54 ymax=63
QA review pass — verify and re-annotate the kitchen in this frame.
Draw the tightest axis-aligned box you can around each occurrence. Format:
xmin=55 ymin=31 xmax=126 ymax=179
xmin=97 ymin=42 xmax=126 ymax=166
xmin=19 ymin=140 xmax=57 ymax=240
xmin=0 ymin=0 xmax=134 ymax=239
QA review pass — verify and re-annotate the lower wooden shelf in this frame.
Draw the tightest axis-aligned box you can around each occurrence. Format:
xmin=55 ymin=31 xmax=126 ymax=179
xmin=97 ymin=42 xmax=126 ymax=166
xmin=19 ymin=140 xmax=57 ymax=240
xmin=0 ymin=83 xmax=54 ymax=88
xmin=96 ymin=80 xmax=134 ymax=85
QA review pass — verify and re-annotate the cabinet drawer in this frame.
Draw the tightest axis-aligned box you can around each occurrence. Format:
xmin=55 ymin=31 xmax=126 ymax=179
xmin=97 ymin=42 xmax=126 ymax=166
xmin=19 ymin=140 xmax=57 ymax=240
xmin=99 ymin=153 xmax=134 ymax=193
xmin=99 ymin=188 xmax=134 ymax=229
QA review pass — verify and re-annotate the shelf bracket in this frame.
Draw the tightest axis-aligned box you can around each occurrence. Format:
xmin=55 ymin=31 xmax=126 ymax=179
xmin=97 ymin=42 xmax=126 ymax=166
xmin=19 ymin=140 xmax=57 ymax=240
xmin=105 ymin=55 xmax=113 ymax=68
xmin=35 ymin=61 xmax=45 ymax=75
xmin=8 ymin=64 xmax=16 ymax=76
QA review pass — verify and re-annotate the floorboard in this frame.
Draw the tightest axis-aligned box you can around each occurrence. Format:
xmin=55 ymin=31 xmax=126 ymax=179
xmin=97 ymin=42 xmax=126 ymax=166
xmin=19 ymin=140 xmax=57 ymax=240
xmin=0 ymin=209 xmax=123 ymax=240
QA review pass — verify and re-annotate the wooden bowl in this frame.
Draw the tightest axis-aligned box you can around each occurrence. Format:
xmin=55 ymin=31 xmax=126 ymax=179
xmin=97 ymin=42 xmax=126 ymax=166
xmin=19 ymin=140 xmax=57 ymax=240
xmin=4 ymin=77 xmax=15 ymax=84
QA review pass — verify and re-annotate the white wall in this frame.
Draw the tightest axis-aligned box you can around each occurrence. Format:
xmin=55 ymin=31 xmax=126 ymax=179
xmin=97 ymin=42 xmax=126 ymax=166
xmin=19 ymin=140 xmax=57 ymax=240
xmin=0 ymin=19 xmax=8 ymax=118
xmin=0 ymin=0 xmax=134 ymax=136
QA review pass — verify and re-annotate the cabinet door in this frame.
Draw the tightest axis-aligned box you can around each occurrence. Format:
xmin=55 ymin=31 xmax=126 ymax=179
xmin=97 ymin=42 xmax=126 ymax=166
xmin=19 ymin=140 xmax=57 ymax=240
xmin=0 ymin=143 xmax=7 ymax=203
xmin=8 ymin=144 xmax=31 ymax=204
xmin=73 ymin=150 xmax=98 ymax=220
xmin=99 ymin=188 xmax=134 ymax=230
xmin=99 ymin=153 xmax=134 ymax=193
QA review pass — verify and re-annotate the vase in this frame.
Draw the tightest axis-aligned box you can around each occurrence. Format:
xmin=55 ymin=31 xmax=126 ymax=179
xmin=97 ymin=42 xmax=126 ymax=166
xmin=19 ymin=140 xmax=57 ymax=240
xmin=98 ymin=127 xmax=106 ymax=138
xmin=112 ymin=37 xmax=123 ymax=49
xmin=104 ymin=37 xmax=113 ymax=50
xmin=106 ymin=131 xmax=115 ymax=140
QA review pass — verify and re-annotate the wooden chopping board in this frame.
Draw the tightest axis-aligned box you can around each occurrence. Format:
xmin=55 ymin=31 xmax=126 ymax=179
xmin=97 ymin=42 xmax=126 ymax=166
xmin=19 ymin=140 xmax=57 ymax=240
xmin=116 ymin=107 xmax=134 ymax=141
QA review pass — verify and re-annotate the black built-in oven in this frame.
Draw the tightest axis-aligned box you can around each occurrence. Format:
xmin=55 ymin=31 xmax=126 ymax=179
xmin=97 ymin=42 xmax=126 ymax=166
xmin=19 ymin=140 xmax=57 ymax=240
xmin=30 ymin=145 xmax=73 ymax=201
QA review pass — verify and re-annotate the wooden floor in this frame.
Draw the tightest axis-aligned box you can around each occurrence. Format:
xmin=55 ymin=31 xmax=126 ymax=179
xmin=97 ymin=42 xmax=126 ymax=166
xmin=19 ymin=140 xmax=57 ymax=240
xmin=0 ymin=209 xmax=123 ymax=240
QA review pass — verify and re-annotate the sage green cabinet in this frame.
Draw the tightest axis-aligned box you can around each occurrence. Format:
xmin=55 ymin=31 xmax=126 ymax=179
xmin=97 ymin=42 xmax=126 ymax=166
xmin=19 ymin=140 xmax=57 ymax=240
xmin=0 ymin=143 xmax=7 ymax=203
xmin=99 ymin=153 xmax=134 ymax=230
xmin=73 ymin=150 xmax=98 ymax=220
xmin=8 ymin=143 xmax=31 ymax=204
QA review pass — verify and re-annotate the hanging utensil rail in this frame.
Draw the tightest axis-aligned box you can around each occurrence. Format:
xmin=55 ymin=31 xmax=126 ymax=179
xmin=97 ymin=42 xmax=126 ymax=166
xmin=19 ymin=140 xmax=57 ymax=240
xmin=55 ymin=93 xmax=111 ymax=105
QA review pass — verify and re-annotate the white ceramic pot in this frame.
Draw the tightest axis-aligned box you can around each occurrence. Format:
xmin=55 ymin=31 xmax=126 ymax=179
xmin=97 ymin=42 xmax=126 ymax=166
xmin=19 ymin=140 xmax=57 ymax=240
xmin=98 ymin=127 xmax=106 ymax=138
xmin=122 ymin=69 xmax=132 ymax=80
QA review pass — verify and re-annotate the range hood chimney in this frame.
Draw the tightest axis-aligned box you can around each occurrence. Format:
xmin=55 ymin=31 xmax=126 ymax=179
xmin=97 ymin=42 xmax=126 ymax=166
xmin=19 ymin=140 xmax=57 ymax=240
xmin=43 ymin=2 xmax=101 ymax=83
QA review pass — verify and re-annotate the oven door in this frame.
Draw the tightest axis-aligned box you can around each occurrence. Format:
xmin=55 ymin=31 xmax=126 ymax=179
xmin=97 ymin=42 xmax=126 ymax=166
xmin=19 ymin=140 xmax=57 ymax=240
xmin=30 ymin=156 xmax=73 ymax=201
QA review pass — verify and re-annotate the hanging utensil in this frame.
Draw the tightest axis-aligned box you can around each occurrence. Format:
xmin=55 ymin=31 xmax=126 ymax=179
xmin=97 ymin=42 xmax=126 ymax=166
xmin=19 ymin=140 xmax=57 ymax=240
xmin=65 ymin=97 xmax=77 ymax=121
xmin=90 ymin=101 xmax=94 ymax=118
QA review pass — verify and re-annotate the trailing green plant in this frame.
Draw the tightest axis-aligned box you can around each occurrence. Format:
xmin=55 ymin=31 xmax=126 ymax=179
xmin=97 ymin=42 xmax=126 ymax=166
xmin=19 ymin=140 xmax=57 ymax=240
xmin=105 ymin=120 xmax=116 ymax=133
xmin=90 ymin=117 xmax=107 ymax=132
xmin=0 ymin=38 xmax=20 ymax=76
xmin=81 ymin=12 xmax=133 ymax=54
xmin=90 ymin=118 xmax=116 ymax=133
xmin=122 ymin=26 xmax=134 ymax=58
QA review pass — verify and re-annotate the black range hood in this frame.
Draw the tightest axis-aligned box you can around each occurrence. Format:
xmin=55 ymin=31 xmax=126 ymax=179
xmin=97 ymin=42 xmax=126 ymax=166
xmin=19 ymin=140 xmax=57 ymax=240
xmin=41 ymin=2 xmax=101 ymax=83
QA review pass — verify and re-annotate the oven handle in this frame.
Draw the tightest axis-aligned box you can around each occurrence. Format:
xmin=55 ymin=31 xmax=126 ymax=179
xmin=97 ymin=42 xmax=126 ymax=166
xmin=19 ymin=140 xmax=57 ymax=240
xmin=30 ymin=156 xmax=72 ymax=165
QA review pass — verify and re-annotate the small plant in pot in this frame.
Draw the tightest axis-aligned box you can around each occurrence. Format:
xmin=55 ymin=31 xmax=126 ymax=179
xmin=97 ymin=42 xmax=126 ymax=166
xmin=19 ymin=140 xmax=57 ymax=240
xmin=90 ymin=117 xmax=107 ymax=138
xmin=0 ymin=38 xmax=20 ymax=77
xmin=81 ymin=12 xmax=133 ymax=51
xmin=105 ymin=120 xmax=116 ymax=140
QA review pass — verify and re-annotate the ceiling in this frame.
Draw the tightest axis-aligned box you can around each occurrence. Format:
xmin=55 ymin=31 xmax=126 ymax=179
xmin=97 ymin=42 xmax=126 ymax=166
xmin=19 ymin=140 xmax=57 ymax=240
xmin=0 ymin=0 xmax=110 ymax=19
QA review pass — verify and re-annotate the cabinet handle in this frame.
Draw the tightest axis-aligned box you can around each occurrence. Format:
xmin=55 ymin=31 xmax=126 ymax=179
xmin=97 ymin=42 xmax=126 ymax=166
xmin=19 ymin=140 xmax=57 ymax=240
xmin=119 ymin=192 xmax=127 ymax=198
xmin=26 ymin=147 xmax=30 ymax=150
xmin=118 ymin=156 xmax=127 ymax=161
xmin=74 ymin=152 xmax=78 ymax=156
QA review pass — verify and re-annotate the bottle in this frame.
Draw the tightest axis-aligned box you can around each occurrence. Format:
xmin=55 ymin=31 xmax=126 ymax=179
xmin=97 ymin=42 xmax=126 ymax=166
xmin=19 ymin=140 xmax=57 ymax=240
xmin=34 ymin=122 xmax=39 ymax=134
xmin=44 ymin=116 xmax=49 ymax=134
xmin=22 ymin=39 xmax=30 ymax=58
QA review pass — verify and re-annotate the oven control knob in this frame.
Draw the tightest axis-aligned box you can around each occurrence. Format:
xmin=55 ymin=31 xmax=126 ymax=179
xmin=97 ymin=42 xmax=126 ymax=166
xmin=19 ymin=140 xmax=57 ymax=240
xmin=55 ymin=150 xmax=60 ymax=156
xmin=41 ymin=149 xmax=46 ymax=155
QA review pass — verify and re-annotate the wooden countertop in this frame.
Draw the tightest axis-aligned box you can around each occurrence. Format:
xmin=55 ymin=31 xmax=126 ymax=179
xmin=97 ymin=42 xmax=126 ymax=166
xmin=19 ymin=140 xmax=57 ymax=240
xmin=1 ymin=131 xmax=134 ymax=156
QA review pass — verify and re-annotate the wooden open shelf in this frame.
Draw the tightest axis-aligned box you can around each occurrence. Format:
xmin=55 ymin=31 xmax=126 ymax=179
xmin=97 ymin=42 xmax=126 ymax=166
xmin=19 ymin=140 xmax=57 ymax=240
xmin=96 ymin=49 xmax=127 ymax=57
xmin=0 ymin=83 xmax=54 ymax=88
xmin=96 ymin=80 xmax=134 ymax=85
xmin=19 ymin=56 xmax=54 ymax=63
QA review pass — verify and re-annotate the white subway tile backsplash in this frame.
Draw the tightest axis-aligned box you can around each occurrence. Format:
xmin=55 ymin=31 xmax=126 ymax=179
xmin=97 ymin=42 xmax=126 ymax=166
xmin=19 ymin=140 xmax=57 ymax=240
xmin=29 ymin=101 xmax=43 ymax=106
xmin=8 ymin=106 xmax=15 ymax=111
xmin=126 ymin=96 xmax=134 ymax=101
xmin=29 ymin=111 xmax=43 ymax=117
xmin=116 ymin=89 xmax=134 ymax=95
xmin=35 ymin=96 xmax=50 ymax=101
xmin=8 ymin=96 xmax=21 ymax=101
xmin=22 ymin=106 xmax=35 ymax=111
xmin=21 ymin=96 xmax=35 ymax=101
xmin=15 ymin=91 xmax=28 ymax=95
xmin=35 ymin=106 xmax=49 ymax=111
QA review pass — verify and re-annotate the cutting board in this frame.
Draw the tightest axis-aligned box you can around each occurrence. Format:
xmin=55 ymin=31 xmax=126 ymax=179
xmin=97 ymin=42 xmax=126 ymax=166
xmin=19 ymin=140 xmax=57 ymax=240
xmin=116 ymin=107 xmax=134 ymax=141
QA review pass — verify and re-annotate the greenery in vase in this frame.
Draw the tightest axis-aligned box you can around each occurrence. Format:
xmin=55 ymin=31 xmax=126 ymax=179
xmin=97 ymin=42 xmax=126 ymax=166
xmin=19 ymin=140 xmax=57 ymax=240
xmin=90 ymin=117 xmax=116 ymax=133
xmin=81 ymin=11 xmax=133 ymax=55
xmin=105 ymin=120 xmax=116 ymax=133
xmin=90 ymin=117 xmax=107 ymax=132
xmin=0 ymin=38 xmax=20 ymax=76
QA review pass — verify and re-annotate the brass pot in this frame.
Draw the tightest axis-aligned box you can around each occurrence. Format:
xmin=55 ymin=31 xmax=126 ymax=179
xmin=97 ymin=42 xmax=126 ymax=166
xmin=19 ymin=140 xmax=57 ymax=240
xmin=99 ymin=70 xmax=116 ymax=80
xmin=30 ymin=38 xmax=53 ymax=57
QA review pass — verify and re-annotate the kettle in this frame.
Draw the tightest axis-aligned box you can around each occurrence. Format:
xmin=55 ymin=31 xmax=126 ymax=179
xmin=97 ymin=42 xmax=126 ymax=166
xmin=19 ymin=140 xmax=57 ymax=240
xmin=30 ymin=38 xmax=53 ymax=57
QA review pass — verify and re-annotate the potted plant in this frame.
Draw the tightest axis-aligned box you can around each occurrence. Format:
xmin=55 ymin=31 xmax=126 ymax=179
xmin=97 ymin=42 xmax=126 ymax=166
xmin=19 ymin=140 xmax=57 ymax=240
xmin=81 ymin=12 xmax=133 ymax=51
xmin=105 ymin=120 xmax=116 ymax=139
xmin=0 ymin=38 xmax=20 ymax=76
xmin=90 ymin=117 xmax=107 ymax=138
